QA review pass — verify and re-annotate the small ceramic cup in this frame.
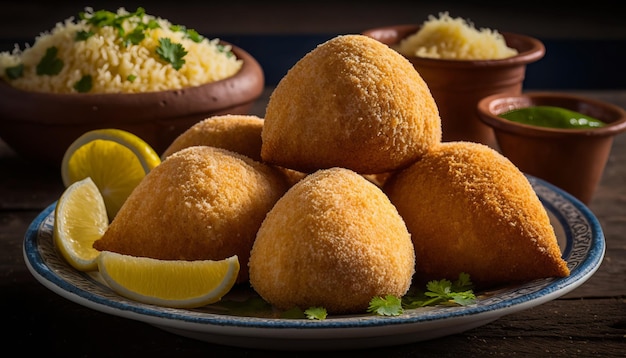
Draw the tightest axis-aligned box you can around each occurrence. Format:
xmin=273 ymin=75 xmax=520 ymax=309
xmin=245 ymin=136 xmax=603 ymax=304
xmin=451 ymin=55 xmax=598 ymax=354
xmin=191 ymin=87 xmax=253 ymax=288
xmin=477 ymin=91 xmax=626 ymax=204
xmin=362 ymin=25 xmax=545 ymax=148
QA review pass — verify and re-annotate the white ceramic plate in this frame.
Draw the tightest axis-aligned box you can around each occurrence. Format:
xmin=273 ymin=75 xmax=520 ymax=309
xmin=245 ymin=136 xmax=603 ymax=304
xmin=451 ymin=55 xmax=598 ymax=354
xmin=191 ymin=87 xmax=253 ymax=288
xmin=23 ymin=175 xmax=604 ymax=351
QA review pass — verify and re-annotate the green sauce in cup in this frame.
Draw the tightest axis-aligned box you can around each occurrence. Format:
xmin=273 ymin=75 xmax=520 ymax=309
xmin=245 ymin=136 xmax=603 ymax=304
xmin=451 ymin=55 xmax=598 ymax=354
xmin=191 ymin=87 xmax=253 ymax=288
xmin=499 ymin=105 xmax=607 ymax=129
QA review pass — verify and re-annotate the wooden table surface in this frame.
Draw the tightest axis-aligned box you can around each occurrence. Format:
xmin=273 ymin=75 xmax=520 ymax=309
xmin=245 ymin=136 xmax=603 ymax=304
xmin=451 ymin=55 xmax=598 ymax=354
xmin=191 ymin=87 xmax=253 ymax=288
xmin=1 ymin=89 xmax=625 ymax=357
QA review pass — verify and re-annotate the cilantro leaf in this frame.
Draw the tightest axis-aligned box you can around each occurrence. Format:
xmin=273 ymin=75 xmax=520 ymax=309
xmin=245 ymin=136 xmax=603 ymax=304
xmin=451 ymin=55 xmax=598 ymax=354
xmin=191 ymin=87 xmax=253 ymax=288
xmin=185 ymin=29 xmax=203 ymax=43
xmin=80 ymin=8 xmax=148 ymax=40
xmin=368 ymin=295 xmax=403 ymax=316
xmin=36 ymin=47 xmax=63 ymax=76
xmin=80 ymin=9 xmax=117 ymax=27
xmin=126 ymin=74 xmax=137 ymax=82
xmin=403 ymin=273 xmax=476 ymax=309
xmin=5 ymin=64 xmax=24 ymax=79
xmin=73 ymin=75 xmax=92 ymax=93
xmin=304 ymin=307 xmax=327 ymax=320
xmin=125 ymin=27 xmax=146 ymax=46
xmin=146 ymin=19 xmax=160 ymax=30
xmin=156 ymin=38 xmax=187 ymax=70
xmin=216 ymin=43 xmax=235 ymax=58
xmin=75 ymin=30 xmax=94 ymax=41
xmin=169 ymin=24 xmax=183 ymax=32
xmin=453 ymin=272 xmax=473 ymax=291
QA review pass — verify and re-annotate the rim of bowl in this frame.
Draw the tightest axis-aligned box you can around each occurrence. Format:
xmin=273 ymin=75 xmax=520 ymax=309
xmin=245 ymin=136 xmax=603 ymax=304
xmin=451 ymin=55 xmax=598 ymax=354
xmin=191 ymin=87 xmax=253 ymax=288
xmin=477 ymin=91 xmax=626 ymax=138
xmin=0 ymin=42 xmax=264 ymax=124
xmin=361 ymin=24 xmax=545 ymax=68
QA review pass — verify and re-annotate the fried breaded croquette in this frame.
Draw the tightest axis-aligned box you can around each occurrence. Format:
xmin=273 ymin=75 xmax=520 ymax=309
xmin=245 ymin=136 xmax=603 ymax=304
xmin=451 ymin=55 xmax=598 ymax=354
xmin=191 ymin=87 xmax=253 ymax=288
xmin=383 ymin=141 xmax=570 ymax=289
xmin=261 ymin=34 xmax=441 ymax=174
xmin=93 ymin=146 xmax=290 ymax=283
xmin=161 ymin=114 xmax=307 ymax=186
xmin=248 ymin=167 xmax=415 ymax=314
xmin=161 ymin=115 xmax=264 ymax=161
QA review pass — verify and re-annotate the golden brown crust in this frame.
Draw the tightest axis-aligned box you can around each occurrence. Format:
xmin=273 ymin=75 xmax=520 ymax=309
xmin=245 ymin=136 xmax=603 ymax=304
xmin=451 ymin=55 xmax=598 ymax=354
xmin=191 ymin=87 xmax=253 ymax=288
xmin=261 ymin=34 xmax=441 ymax=174
xmin=249 ymin=167 xmax=415 ymax=314
xmin=383 ymin=141 xmax=570 ymax=288
xmin=93 ymin=146 xmax=290 ymax=283
xmin=161 ymin=114 xmax=265 ymax=161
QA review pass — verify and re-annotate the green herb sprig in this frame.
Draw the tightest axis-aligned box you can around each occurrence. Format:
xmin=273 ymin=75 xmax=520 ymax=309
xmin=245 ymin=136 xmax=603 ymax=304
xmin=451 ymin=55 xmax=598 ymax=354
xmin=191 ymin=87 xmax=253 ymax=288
xmin=36 ymin=46 xmax=64 ymax=75
xmin=78 ymin=8 xmax=195 ymax=70
xmin=5 ymin=64 xmax=24 ymax=79
xmin=304 ymin=307 xmax=328 ymax=320
xmin=402 ymin=272 xmax=476 ymax=309
xmin=368 ymin=295 xmax=404 ymax=316
xmin=75 ymin=30 xmax=94 ymax=41
xmin=73 ymin=75 xmax=92 ymax=93
xmin=367 ymin=273 xmax=476 ymax=317
xmin=156 ymin=38 xmax=187 ymax=70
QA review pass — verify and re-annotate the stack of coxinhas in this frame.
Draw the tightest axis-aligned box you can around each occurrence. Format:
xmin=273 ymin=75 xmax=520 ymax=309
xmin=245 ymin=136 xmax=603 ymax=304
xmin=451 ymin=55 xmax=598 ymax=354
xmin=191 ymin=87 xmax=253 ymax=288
xmin=92 ymin=35 xmax=570 ymax=314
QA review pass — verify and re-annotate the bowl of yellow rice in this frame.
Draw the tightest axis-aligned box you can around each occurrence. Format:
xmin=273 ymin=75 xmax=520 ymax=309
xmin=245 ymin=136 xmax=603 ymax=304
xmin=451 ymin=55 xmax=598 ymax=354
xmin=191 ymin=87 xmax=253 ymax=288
xmin=0 ymin=7 xmax=264 ymax=166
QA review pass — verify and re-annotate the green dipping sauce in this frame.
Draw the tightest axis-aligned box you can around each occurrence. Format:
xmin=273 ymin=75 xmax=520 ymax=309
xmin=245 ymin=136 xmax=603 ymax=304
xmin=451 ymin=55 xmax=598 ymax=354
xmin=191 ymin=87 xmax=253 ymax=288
xmin=499 ymin=105 xmax=607 ymax=129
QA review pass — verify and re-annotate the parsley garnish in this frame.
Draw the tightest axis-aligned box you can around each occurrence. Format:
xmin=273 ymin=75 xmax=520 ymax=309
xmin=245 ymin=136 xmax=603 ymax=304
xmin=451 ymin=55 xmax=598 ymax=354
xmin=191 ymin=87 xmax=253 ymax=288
xmin=170 ymin=25 xmax=203 ymax=43
xmin=74 ymin=8 xmax=216 ymax=70
xmin=127 ymin=74 xmax=137 ymax=82
xmin=185 ymin=29 xmax=203 ymax=43
xmin=5 ymin=64 xmax=24 ymax=79
xmin=403 ymin=272 xmax=476 ymax=309
xmin=75 ymin=30 xmax=94 ymax=41
xmin=368 ymin=295 xmax=403 ymax=316
xmin=80 ymin=9 xmax=116 ymax=27
xmin=368 ymin=273 xmax=477 ymax=317
xmin=304 ymin=307 xmax=327 ymax=320
xmin=73 ymin=75 xmax=92 ymax=93
xmin=156 ymin=38 xmax=187 ymax=70
xmin=146 ymin=19 xmax=160 ymax=30
xmin=36 ymin=47 xmax=64 ymax=76
xmin=124 ymin=27 xmax=146 ymax=46
xmin=80 ymin=7 xmax=148 ymax=38
xmin=216 ymin=43 xmax=234 ymax=58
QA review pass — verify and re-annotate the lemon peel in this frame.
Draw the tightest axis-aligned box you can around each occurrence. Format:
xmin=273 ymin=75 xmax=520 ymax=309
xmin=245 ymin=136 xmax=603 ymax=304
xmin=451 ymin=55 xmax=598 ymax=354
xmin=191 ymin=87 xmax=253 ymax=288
xmin=61 ymin=128 xmax=161 ymax=219
xmin=53 ymin=177 xmax=108 ymax=271
xmin=97 ymin=252 xmax=240 ymax=308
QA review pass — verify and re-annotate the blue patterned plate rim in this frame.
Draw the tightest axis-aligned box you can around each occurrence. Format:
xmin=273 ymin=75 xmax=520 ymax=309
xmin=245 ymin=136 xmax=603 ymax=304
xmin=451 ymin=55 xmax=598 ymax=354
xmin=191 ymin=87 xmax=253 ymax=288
xmin=23 ymin=175 xmax=605 ymax=333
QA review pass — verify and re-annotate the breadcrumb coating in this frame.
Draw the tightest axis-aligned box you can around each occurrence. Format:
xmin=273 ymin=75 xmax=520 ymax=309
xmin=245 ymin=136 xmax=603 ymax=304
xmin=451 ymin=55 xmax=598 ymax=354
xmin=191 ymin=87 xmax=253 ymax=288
xmin=384 ymin=141 xmax=570 ymax=288
xmin=249 ymin=167 xmax=415 ymax=314
xmin=161 ymin=115 xmax=265 ymax=161
xmin=262 ymin=34 xmax=441 ymax=174
xmin=93 ymin=146 xmax=290 ymax=283
xmin=161 ymin=114 xmax=307 ymax=186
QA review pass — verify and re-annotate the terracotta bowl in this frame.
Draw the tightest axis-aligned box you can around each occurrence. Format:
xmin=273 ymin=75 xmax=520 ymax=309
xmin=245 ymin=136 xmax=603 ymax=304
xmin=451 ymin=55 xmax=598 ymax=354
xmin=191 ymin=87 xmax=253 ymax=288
xmin=477 ymin=91 xmax=626 ymax=204
xmin=362 ymin=25 xmax=545 ymax=148
xmin=0 ymin=42 xmax=264 ymax=167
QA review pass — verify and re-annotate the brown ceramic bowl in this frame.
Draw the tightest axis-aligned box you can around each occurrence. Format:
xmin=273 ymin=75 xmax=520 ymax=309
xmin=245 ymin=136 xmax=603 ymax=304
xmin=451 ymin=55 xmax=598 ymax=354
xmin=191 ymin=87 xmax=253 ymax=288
xmin=362 ymin=25 xmax=545 ymax=148
xmin=477 ymin=91 xmax=626 ymax=204
xmin=0 ymin=42 xmax=264 ymax=167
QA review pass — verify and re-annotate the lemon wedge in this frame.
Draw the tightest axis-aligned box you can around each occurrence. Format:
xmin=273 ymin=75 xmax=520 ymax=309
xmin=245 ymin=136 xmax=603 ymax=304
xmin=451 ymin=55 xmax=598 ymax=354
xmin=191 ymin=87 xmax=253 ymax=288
xmin=53 ymin=177 xmax=108 ymax=271
xmin=97 ymin=252 xmax=240 ymax=308
xmin=61 ymin=129 xmax=161 ymax=220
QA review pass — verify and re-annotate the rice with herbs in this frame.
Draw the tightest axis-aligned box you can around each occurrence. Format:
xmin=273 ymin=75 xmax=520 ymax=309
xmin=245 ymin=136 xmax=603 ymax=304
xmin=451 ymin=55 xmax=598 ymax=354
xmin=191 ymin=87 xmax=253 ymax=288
xmin=0 ymin=7 xmax=243 ymax=94
xmin=394 ymin=12 xmax=518 ymax=60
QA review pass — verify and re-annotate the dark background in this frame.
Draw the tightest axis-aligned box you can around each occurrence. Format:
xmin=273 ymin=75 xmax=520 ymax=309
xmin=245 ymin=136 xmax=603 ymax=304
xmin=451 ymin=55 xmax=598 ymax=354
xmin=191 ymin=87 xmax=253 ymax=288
xmin=1 ymin=1 xmax=625 ymax=88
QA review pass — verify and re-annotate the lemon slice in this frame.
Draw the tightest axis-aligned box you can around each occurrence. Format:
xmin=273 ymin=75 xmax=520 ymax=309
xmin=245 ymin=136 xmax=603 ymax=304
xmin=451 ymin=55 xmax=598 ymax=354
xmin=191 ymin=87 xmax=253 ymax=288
xmin=61 ymin=129 xmax=161 ymax=220
xmin=97 ymin=252 xmax=240 ymax=308
xmin=54 ymin=177 xmax=109 ymax=271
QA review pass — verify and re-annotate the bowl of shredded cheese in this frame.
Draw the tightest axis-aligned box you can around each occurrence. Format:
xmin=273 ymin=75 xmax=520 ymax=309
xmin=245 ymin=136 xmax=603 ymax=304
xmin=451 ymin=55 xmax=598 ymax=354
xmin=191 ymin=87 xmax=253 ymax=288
xmin=362 ymin=12 xmax=545 ymax=148
xmin=0 ymin=7 xmax=264 ymax=166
